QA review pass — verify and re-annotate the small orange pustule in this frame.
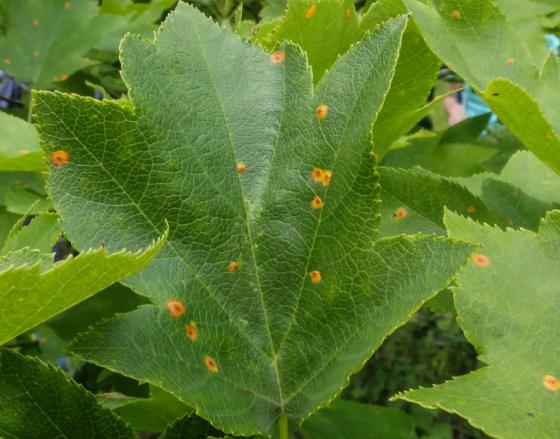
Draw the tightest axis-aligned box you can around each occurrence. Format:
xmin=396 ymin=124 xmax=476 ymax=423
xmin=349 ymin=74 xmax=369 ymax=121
xmin=228 ymin=260 xmax=239 ymax=272
xmin=543 ymin=375 xmax=560 ymax=391
xmin=310 ymin=270 xmax=321 ymax=284
xmin=507 ymin=58 xmax=516 ymax=65
xmin=451 ymin=10 xmax=461 ymax=19
xmin=393 ymin=207 xmax=408 ymax=220
xmin=50 ymin=150 xmax=69 ymax=167
xmin=185 ymin=322 xmax=198 ymax=342
xmin=344 ymin=8 xmax=352 ymax=19
xmin=471 ymin=254 xmax=490 ymax=268
xmin=204 ymin=355 xmax=219 ymax=373
xmin=166 ymin=300 xmax=186 ymax=319
xmin=236 ymin=162 xmax=247 ymax=174
xmin=305 ymin=3 xmax=317 ymax=19
xmin=321 ymin=170 xmax=332 ymax=187
xmin=315 ymin=104 xmax=329 ymax=120
xmin=311 ymin=195 xmax=324 ymax=209
xmin=270 ymin=50 xmax=285 ymax=64
xmin=466 ymin=206 xmax=477 ymax=214
xmin=64 ymin=1 xmax=71 ymax=8
xmin=312 ymin=167 xmax=324 ymax=183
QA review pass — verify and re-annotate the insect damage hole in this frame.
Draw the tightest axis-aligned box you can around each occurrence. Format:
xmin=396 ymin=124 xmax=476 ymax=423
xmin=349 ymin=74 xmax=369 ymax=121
xmin=166 ymin=300 xmax=186 ymax=319
xmin=50 ymin=150 xmax=69 ymax=167
xmin=204 ymin=356 xmax=219 ymax=373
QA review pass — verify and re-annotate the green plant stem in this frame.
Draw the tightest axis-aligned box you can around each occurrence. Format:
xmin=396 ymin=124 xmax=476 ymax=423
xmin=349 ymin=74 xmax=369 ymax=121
xmin=27 ymin=90 xmax=33 ymax=123
xmin=278 ymin=414 xmax=289 ymax=439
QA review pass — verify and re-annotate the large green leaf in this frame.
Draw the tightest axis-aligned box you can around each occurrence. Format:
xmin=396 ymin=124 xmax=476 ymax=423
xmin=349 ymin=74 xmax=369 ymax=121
xmin=0 ymin=348 xmax=135 ymax=438
xmin=34 ymin=4 xmax=472 ymax=435
xmin=0 ymin=231 xmax=165 ymax=345
xmin=395 ymin=210 xmax=560 ymax=438
xmin=0 ymin=112 xmax=45 ymax=172
xmin=300 ymin=399 xmax=417 ymax=439
xmin=255 ymin=0 xmax=440 ymax=155
xmin=0 ymin=0 xmax=170 ymax=88
xmin=404 ymin=0 xmax=560 ymax=174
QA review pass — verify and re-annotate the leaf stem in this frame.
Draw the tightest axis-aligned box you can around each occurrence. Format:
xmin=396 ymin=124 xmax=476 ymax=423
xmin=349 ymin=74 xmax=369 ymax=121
xmin=278 ymin=414 xmax=289 ymax=439
xmin=27 ymin=90 xmax=33 ymax=123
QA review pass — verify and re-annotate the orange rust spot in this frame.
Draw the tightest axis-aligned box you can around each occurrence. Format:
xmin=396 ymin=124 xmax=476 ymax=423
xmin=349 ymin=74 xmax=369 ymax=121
xmin=471 ymin=254 xmax=490 ymax=268
xmin=466 ymin=206 xmax=477 ymax=214
xmin=185 ymin=321 xmax=198 ymax=342
xmin=55 ymin=74 xmax=69 ymax=81
xmin=312 ymin=167 xmax=324 ymax=183
xmin=507 ymin=58 xmax=516 ymax=65
xmin=166 ymin=300 xmax=186 ymax=319
xmin=451 ymin=10 xmax=461 ymax=19
xmin=305 ymin=3 xmax=317 ymax=18
xmin=32 ymin=19 xmax=40 ymax=27
xmin=393 ymin=207 xmax=408 ymax=220
xmin=204 ymin=355 xmax=219 ymax=373
xmin=271 ymin=50 xmax=285 ymax=64
xmin=32 ymin=51 xmax=40 ymax=57
xmin=310 ymin=270 xmax=321 ymax=284
xmin=321 ymin=170 xmax=332 ymax=187
xmin=64 ymin=1 xmax=71 ymax=8
xmin=507 ymin=218 xmax=513 ymax=225
xmin=315 ymin=104 xmax=329 ymax=120
xmin=344 ymin=8 xmax=351 ymax=19
xmin=236 ymin=162 xmax=247 ymax=174
xmin=543 ymin=375 xmax=560 ymax=391
xmin=228 ymin=260 xmax=239 ymax=272
xmin=50 ymin=150 xmax=69 ymax=167
xmin=4 ymin=59 xmax=11 ymax=65
xmin=311 ymin=195 xmax=324 ymax=209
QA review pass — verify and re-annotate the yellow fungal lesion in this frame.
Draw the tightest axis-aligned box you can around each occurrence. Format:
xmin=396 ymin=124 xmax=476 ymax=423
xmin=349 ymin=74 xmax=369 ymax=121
xmin=507 ymin=58 xmax=516 ymax=65
xmin=270 ymin=50 xmax=285 ymax=64
xmin=50 ymin=150 xmax=69 ymax=167
xmin=543 ymin=375 xmax=560 ymax=391
xmin=311 ymin=195 xmax=324 ymax=209
xmin=228 ymin=260 xmax=239 ymax=272
xmin=310 ymin=270 xmax=321 ymax=284
xmin=186 ymin=322 xmax=198 ymax=342
xmin=315 ymin=104 xmax=329 ymax=120
xmin=305 ymin=4 xmax=317 ymax=19
xmin=236 ymin=162 xmax=247 ymax=174
xmin=166 ymin=300 xmax=186 ymax=319
xmin=204 ymin=355 xmax=219 ymax=373
xmin=451 ymin=10 xmax=461 ymax=19
xmin=393 ymin=207 xmax=408 ymax=220
xmin=32 ymin=19 xmax=40 ymax=27
xmin=471 ymin=254 xmax=490 ymax=268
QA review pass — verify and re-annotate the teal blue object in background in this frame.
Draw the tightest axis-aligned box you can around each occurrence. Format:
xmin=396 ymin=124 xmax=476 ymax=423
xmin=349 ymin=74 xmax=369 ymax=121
xmin=463 ymin=34 xmax=559 ymax=125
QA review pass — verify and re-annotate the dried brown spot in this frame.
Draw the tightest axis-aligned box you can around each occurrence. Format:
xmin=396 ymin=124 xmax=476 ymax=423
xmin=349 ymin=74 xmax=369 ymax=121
xmin=50 ymin=150 xmax=69 ymax=167
xmin=228 ymin=261 xmax=239 ymax=272
xmin=471 ymin=254 xmax=490 ymax=268
xmin=310 ymin=270 xmax=321 ymax=284
xmin=393 ymin=207 xmax=408 ymax=220
xmin=315 ymin=104 xmax=329 ymax=120
xmin=204 ymin=355 xmax=219 ymax=372
xmin=185 ymin=322 xmax=198 ymax=342
xmin=311 ymin=195 xmax=324 ymax=209
xmin=305 ymin=3 xmax=317 ymax=18
xmin=271 ymin=50 xmax=285 ymax=64
xmin=166 ymin=300 xmax=186 ymax=319
xmin=543 ymin=375 xmax=560 ymax=391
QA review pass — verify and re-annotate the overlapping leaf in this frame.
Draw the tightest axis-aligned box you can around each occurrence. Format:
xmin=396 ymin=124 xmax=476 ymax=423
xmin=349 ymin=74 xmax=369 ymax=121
xmin=0 ymin=220 xmax=165 ymax=345
xmin=0 ymin=348 xmax=135 ymax=438
xmin=34 ymin=4 xmax=472 ymax=435
xmin=395 ymin=211 xmax=560 ymax=438
xmin=0 ymin=112 xmax=45 ymax=172
xmin=404 ymin=0 xmax=560 ymax=174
